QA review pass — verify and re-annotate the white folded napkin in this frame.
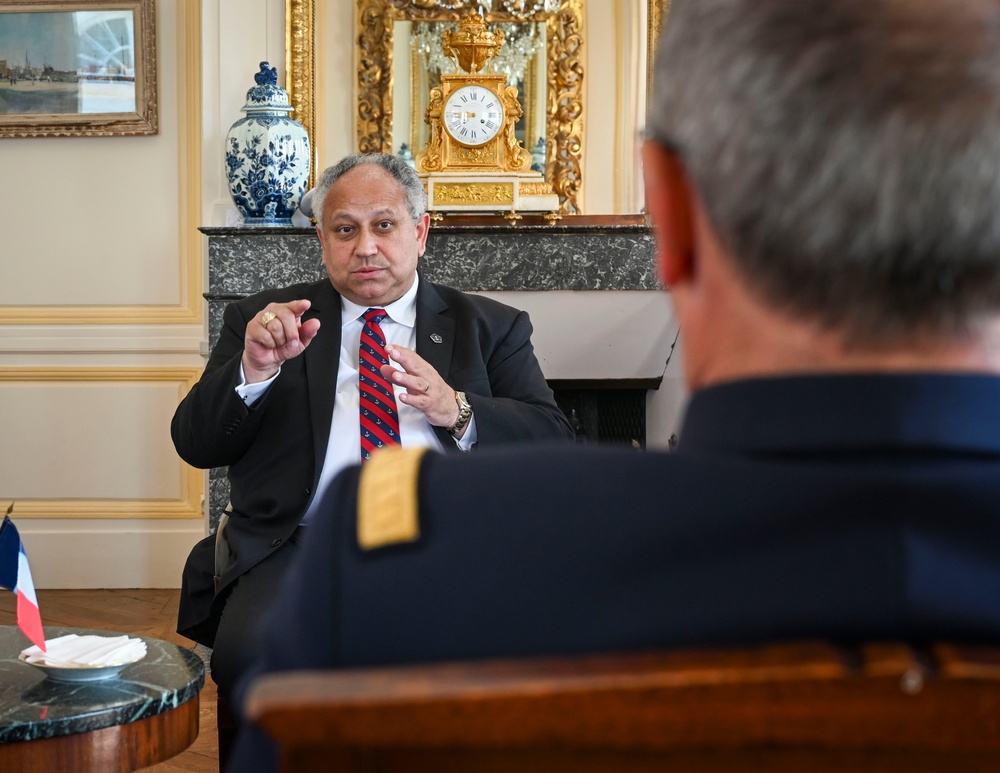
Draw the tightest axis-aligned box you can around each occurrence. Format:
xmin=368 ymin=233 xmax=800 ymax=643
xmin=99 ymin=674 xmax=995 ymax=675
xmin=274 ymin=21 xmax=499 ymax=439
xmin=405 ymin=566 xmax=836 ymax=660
xmin=21 ymin=634 xmax=147 ymax=667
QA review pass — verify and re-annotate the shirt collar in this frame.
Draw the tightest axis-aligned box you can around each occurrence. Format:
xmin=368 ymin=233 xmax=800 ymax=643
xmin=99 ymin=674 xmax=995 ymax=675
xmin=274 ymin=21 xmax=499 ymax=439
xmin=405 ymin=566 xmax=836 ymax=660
xmin=340 ymin=275 xmax=420 ymax=328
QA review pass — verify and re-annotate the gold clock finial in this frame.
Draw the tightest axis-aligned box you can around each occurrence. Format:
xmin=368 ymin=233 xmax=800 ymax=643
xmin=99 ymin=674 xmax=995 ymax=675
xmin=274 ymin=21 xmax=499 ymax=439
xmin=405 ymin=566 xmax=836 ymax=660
xmin=442 ymin=13 xmax=506 ymax=74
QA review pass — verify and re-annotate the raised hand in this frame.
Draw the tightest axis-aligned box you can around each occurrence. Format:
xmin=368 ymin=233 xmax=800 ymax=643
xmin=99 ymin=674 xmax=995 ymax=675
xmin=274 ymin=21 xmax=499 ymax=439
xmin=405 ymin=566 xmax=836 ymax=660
xmin=243 ymin=299 xmax=321 ymax=383
xmin=383 ymin=345 xmax=463 ymax=433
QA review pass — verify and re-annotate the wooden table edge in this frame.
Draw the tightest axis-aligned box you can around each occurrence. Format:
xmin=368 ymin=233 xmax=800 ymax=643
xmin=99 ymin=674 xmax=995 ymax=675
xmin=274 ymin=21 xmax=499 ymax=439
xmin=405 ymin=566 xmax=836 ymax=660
xmin=0 ymin=692 xmax=200 ymax=772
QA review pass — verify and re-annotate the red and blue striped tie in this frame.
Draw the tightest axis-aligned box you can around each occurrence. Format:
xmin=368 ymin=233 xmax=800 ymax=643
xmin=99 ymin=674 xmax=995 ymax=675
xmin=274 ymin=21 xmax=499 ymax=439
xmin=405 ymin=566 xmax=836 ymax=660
xmin=359 ymin=308 xmax=401 ymax=461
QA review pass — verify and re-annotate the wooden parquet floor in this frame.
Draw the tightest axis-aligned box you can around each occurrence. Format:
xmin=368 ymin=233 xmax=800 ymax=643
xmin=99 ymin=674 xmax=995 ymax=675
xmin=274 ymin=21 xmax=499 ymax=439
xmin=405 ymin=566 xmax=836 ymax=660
xmin=0 ymin=589 xmax=218 ymax=773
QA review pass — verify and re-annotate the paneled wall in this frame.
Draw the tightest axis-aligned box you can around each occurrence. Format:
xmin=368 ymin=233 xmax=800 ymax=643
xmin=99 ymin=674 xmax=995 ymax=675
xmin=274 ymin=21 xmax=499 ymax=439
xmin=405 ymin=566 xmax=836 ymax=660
xmin=0 ymin=1 xmax=207 ymax=587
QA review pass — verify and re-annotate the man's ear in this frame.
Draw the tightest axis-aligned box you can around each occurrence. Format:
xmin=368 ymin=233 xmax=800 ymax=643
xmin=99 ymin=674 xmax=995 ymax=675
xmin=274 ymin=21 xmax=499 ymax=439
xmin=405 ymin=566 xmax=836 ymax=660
xmin=642 ymin=141 xmax=697 ymax=288
xmin=414 ymin=212 xmax=431 ymax=257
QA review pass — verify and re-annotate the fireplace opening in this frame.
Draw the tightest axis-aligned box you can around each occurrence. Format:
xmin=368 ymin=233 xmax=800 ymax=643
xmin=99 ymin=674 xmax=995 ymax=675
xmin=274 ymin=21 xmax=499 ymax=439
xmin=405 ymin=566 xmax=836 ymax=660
xmin=549 ymin=380 xmax=656 ymax=449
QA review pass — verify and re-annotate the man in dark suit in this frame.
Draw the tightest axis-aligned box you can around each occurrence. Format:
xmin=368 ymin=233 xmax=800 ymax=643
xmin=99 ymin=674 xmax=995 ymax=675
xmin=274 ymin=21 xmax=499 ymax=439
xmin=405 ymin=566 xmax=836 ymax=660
xmin=172 ymin=153 xmax=573 ymax=700
xmin=228 ymin=0 xmax=1000 ymax=768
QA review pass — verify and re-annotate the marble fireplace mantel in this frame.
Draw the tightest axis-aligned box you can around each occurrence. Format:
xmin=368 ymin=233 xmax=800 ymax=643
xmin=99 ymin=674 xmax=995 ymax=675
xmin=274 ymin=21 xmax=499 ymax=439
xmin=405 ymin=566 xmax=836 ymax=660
xmin=199 ymin=217 xmax=685 ymax=529
xmin=201 ymin=218 xmax=677 ymax=380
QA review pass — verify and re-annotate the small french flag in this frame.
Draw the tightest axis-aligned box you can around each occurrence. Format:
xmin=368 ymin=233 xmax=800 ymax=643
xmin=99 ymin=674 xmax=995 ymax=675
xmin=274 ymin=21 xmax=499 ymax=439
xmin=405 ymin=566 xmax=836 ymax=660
xmin=0 ymin=512 xmax=46 ymax=651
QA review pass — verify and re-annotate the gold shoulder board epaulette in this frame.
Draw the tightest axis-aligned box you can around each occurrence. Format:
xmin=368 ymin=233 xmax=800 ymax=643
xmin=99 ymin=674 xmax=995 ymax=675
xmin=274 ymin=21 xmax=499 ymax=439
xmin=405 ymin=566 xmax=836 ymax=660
xmin=357 ymin=446 xmax=429 ymax=550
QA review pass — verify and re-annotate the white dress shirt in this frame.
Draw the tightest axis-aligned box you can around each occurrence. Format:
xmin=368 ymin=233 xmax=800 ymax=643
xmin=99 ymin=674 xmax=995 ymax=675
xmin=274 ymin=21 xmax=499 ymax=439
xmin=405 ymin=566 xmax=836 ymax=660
xmin=235 ymin=276 xmax=477 ymax=525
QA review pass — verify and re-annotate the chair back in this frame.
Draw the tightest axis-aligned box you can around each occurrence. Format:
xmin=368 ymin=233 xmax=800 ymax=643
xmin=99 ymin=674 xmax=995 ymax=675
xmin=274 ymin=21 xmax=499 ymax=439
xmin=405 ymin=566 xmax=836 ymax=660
xmin=245 ymin=641 xmax=1000 ymax=772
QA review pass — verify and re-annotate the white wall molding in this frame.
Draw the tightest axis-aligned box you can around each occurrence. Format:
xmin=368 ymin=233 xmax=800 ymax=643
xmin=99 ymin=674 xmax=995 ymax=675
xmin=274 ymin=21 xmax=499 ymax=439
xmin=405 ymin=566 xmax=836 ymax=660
xmin=0 ymin=326 xmax=205 ymax=355
xmin=0 ymin=367 xmax=203 ymax=521
xmin=17 ymin=520 xmax=206 ymax=589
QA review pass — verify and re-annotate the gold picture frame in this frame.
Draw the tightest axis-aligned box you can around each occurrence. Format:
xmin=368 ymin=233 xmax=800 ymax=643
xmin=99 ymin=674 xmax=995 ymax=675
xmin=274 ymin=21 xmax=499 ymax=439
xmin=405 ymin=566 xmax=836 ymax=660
xmin=0 ymin=0 xmax=157 ymax=138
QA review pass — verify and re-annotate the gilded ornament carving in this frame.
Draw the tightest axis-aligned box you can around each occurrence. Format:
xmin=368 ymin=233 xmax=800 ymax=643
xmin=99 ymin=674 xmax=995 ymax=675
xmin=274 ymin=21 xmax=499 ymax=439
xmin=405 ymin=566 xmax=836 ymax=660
xmin=435 ymin=183 xmax=515 ymax=205
xmin=547 ymin=0 xmax=584 ymax=212
xmin=356 ymin=0 xmax=398 ymax=154
xmin=454 ymin=145 xmax=493 ymax=164
xmin=414 ymin=0 xmax=466 ymax=8
xmin=647 ymin=0 xmax=671 ymax=96
xmin=409 ymin=48 xmax=422 ymax=151
xmin=285 ymin=0 xmax=316 ymax=187
xmin=518 ymin=182 xmax=554 ymax=196
xmin=418 ymin=87 xmax=445 ymax=171
xmin=443 ymin=16 xmax=505 ymax=72
xmin=351 ymin=0 xmax=583 ymax=211
xmin=502 ymin=85 xmax=531 ymax=171
xmin=525 ymin=56 xmax=540 ymax=150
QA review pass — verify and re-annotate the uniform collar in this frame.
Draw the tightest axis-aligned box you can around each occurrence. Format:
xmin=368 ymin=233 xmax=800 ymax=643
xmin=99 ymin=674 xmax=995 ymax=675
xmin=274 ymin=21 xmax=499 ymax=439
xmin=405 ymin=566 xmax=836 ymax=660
xmin=678 ymin=373 xmax=1000 ymax=457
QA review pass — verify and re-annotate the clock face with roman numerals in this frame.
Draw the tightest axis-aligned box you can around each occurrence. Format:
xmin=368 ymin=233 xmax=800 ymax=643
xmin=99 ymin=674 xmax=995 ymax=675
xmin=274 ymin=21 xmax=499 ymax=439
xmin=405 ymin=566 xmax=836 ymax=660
xmin=442 ymin=85 xmax=505 ymax=147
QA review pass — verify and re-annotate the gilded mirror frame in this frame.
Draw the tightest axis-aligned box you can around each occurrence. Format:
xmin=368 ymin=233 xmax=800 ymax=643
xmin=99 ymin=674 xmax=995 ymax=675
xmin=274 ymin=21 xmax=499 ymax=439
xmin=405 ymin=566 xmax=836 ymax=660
xmin=286 ymin=1 xmax=670 ymax=213
xmin=647 ymin=0 xmax=670 ymax=94
xmin=286 ymin=0 xmax=316 ymax=189
xmin=357 ymin=0 xmax=584 ymax=213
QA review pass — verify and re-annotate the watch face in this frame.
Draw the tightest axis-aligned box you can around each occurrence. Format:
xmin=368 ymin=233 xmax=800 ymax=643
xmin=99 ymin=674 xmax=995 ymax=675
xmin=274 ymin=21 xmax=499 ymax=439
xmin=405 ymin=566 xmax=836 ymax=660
xmin=443 ymin=85 xmax=505 ymax=147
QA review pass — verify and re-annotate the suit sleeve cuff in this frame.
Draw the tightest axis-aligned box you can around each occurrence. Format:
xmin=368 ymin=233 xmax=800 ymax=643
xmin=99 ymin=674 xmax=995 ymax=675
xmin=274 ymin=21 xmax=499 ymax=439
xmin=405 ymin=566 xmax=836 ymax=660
xmin=236 ymin=362 xmax=280 ymax=406
xmin=451 ymin=414 xmax=478 ymax=452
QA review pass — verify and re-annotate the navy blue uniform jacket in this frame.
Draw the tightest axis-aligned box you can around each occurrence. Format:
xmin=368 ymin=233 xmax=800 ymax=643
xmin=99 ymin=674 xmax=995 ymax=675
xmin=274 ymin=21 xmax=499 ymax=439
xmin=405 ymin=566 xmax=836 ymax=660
xmin=228 ymin=373 xmax=1000 ymax=771
xmin=171 ymin=276 xmax=573 ymax=645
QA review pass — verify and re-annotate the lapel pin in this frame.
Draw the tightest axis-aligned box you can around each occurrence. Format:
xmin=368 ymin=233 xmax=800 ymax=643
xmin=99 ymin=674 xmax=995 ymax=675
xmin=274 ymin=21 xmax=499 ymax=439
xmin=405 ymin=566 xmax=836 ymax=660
xmin=430 ymin=333 xmax=444 ymax=344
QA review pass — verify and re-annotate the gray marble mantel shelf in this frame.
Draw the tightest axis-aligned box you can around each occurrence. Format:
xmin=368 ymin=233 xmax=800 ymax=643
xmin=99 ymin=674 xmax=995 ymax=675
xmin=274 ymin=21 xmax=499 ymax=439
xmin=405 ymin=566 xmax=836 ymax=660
xmin=200 ymin=221 xmax=658 ymax=298
xmin=0 ymin=626 xmax=205 ymax=744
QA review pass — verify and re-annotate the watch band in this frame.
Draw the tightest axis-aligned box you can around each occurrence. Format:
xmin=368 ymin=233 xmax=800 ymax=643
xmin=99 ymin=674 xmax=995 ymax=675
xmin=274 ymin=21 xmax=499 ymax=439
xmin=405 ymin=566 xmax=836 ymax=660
xmin=447 ymin=391 xmax=473 ymax=436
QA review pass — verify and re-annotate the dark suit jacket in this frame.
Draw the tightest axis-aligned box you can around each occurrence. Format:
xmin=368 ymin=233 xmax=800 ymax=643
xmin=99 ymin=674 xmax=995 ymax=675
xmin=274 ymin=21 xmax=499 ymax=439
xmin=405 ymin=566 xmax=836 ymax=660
xmin=172 ymin=276 xmax=573 ymax=644
xmin=227 ymin=372 xmax=1000 ymax=772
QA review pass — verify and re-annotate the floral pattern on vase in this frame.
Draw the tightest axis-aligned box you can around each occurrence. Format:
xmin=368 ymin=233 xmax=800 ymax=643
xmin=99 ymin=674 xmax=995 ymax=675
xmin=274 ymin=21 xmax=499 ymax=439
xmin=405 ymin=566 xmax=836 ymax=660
xmin=225 ymin=62 xmax=310 ymax=226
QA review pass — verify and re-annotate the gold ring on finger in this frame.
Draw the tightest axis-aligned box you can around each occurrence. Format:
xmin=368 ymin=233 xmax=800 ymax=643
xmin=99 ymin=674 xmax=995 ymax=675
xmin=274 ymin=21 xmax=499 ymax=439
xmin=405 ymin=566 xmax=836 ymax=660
xmin=260 ymin=311 xmax=277 ymax=327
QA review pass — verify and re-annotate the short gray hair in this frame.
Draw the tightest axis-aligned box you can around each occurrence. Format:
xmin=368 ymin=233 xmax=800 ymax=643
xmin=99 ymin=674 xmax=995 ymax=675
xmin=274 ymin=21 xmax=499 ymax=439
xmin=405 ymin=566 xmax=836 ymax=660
xmin=648 ymin=0 xmax=1000 ymax=343
xmin=310 ymin=153 xmax=427 ymax=231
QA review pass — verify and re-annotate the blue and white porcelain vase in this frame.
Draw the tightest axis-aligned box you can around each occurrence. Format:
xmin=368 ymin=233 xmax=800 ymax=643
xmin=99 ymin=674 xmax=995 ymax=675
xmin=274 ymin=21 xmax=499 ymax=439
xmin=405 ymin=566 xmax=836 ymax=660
xmin=225 ymin=62 xmax=310 ymax=226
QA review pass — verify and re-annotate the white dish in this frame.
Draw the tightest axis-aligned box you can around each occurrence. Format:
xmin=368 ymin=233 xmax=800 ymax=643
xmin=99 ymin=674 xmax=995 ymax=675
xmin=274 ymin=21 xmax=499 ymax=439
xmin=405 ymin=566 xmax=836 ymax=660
xmin=18 ymin=656 xmax=135 ymax=682
xmin=18 ymin=634 xmax=148 ymax=682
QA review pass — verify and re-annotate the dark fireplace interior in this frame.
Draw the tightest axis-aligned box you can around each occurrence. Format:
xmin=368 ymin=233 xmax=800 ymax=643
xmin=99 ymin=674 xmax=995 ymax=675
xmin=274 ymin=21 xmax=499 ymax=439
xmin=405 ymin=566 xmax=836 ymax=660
xmin=550 ymin=380 xmax=656 ymax=449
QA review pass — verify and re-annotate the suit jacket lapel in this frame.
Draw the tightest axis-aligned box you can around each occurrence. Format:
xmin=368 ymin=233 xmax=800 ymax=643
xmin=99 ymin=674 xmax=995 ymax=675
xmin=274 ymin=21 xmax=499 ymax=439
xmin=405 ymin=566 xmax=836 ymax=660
xmin=304 ymin=281 xmax=342 ymax=473
xmin=415 ymin=278 xmax=460 ymax=451
xmin=415 ymin=278 xmax=455 ymax=383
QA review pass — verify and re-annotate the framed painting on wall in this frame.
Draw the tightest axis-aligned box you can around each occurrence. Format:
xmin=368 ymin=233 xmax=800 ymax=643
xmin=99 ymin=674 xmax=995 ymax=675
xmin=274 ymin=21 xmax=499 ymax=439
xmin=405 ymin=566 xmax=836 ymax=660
xmin=0 ymin=0 xmax=156 ymax=138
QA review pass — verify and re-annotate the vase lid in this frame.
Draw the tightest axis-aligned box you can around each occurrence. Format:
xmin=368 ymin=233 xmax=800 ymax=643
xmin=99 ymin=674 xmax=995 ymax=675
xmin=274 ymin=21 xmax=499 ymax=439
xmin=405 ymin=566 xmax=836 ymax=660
xmin=242 ymin=61 xmax=293 ymax=113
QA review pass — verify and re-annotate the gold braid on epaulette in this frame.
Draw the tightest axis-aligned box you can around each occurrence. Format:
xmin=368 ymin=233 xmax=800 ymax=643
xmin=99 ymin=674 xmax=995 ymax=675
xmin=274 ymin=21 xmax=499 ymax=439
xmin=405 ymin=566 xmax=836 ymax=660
xmin=357 ymin=447 xmax=429 ymax=550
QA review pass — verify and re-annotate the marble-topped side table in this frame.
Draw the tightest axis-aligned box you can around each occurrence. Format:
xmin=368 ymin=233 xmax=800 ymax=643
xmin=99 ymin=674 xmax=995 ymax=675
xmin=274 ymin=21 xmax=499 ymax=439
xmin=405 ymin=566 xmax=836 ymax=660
xmin=0 ymin=626 xmax=205 ymax=772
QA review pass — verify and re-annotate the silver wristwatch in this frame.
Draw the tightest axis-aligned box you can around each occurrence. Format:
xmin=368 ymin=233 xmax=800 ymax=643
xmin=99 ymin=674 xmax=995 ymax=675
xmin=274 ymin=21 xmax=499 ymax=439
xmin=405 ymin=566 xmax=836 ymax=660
xmin=447 ymin=391 xmax=473 ymax=436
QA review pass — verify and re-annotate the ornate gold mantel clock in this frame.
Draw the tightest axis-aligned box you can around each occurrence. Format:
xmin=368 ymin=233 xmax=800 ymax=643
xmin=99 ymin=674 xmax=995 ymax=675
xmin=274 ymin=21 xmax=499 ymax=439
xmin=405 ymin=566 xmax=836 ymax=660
xmin=415 ymin=13 xmax=560 ymax=221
